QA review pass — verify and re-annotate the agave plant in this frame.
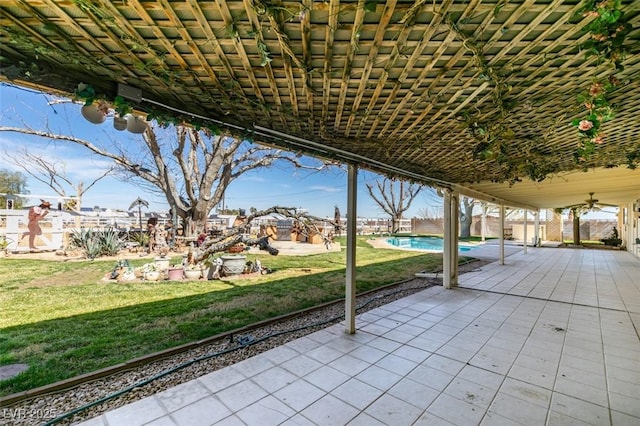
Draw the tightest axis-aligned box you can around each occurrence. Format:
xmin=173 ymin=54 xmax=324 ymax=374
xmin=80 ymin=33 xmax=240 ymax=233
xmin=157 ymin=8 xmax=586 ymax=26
xmin=69 ymin=227 xmax=123 ymax=259
xmin=96 ymin=227 xmax=123 ymax=256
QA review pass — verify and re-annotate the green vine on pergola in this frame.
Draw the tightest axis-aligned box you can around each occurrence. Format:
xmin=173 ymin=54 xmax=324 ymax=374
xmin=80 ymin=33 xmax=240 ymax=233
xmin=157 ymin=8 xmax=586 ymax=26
xmin=446 ymin=17 xmax=556 ymax=185
xmin=571 ymin=0 xmax=632 ymax=164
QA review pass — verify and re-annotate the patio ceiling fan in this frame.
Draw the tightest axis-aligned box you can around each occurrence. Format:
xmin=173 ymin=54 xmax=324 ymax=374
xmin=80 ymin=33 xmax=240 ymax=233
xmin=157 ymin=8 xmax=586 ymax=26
xmin=563 ymin=192 xmax=617 ymax=212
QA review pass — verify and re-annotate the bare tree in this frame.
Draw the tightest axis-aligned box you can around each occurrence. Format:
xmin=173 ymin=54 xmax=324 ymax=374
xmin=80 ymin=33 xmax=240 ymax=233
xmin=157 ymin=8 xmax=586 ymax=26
xmin=554 ymin=206 xmax=588 ymax=245
xmin=459 ymin=196 xmax=475 ymax=238
xmin=0 ymin=125 xmax=329 ymax=235
xmin=434 ymin=189 xmax=476 ymax=238
xmin=366 ymin=178 xmax=422 ymax=233
xmin=4 ymin=147 xmax=113 ymax=211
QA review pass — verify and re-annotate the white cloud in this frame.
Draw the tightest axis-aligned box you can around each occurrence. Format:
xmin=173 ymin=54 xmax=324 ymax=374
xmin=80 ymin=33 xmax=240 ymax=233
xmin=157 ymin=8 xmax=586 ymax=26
xmin=309 ymin=185 xmax=342 ymax=193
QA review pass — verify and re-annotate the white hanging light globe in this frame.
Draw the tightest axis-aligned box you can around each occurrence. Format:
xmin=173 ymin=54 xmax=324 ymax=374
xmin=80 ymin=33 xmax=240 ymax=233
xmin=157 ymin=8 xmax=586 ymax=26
xmin=81 ymin=104 xmax=106 ymax=124
xmin=113 ymin=115 xmax=128 ymax=131
xmin=127 ymin=115 xmax=148 ymax=134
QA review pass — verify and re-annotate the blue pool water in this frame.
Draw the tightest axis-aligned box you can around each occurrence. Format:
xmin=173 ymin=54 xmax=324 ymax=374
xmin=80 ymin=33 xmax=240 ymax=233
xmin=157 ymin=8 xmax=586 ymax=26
xmin=386 ymin=236 xmax=474 ymax=252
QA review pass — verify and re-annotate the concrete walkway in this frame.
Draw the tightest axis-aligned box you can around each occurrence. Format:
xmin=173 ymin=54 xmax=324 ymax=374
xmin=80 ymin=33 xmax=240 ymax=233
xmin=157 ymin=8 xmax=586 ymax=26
xmin=80 ymin=247 xmax=640 ymax=425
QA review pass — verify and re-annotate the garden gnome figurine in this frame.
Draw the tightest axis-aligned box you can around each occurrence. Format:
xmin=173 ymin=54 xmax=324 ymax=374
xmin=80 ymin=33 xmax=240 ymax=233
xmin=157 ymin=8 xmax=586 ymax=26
xmin=27 ymin=200 xmax=51 ymax=250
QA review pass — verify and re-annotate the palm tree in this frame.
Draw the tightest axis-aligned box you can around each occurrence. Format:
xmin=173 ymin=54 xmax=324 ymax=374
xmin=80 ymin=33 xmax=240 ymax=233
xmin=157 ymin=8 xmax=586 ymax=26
xmin=129 ymin=197 xmax=149 ymax=243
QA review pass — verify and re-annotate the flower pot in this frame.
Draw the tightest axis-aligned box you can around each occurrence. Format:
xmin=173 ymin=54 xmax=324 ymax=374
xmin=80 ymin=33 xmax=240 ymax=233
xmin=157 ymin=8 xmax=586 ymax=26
xmin=184 ymin=269 xmax=202 ymax=280
xmin=144 ymin=270 xmax=161 ymax=281
xmin=221 ymin=255 xmax=246 ymax=276
xmin=113 ymin=115 xmax=128 ymax=131
xmin=81 ymin=104 xmax=106 ymax=124
xmin=167 ymin=267 xmax=183 ymax=280
xmin=154 ymin=257 xmax=170 ymax=271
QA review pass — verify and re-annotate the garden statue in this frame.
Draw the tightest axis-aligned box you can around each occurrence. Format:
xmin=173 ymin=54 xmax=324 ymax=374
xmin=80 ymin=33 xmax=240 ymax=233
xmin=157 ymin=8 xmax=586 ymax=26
xmin=26 ymin=200 xmax=50 ymax=251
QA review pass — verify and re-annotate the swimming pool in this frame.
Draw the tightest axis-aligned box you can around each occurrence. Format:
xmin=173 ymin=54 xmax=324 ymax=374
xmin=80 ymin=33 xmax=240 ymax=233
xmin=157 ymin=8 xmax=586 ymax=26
xmin=386 ymin=236 xmax=474 ymax=252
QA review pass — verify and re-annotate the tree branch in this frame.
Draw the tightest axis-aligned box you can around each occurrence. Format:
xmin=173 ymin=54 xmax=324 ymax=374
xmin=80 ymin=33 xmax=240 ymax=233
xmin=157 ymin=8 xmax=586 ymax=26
xmin=194 ymin=206 xmax=336 ymax=262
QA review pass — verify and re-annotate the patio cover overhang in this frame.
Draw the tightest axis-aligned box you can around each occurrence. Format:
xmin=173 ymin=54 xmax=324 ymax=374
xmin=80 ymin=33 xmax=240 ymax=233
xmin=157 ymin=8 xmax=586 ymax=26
xmin=1 ymin=0 xmax=639 ymax=210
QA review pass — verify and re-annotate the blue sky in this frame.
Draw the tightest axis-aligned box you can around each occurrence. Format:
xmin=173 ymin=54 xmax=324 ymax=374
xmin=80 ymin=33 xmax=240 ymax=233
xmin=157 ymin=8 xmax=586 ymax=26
xmin=0 ymin=83 xmax=443 ymax=218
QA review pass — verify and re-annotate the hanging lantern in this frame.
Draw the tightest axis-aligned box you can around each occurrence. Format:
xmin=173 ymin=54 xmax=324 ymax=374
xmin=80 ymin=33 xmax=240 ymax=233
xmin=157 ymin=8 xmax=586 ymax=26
xmin=127 ymin=115 xmax=148 ymax=134
xmin=80 ymin=104 xmax=106 ymax=124
xmin=113 ymin=114 xmax=128 ymax=131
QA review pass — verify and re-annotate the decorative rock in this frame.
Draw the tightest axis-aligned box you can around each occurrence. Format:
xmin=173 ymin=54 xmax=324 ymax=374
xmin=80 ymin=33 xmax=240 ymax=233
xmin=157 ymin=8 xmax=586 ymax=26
xmin=0 ymin=363 xmax=29 ymax=380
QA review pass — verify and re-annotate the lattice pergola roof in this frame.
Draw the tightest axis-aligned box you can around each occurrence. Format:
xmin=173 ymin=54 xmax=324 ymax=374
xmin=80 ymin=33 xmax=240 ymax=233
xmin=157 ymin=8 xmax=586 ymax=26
xmin=1 ymin=0 xmax=639 ymax=209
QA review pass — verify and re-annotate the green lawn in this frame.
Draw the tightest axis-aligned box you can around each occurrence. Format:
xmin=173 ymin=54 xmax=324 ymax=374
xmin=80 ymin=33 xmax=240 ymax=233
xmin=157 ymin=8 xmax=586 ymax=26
xmin=0 ymin=237 xmax=459 ymax=396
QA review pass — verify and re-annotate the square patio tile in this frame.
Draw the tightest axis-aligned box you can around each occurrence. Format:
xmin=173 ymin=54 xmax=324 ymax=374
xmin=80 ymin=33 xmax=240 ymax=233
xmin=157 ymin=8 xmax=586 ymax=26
xmin=388 ymin=377 xmax=440 ymax=410
xmin=609 ymin=391 xmax=640 ymax=418
xmin=328 ymin=353 xmax=372 ymax=376
xmin=421 ymin=353 xmax=465 ymax=376
xmin=444 ymin=377 xmax=499 ymax=409
xmin=363 ymin=393 xmax=424 ymax=425
xmin=498 ymin=377 xmax=551 ymax=408
xmin=355 ymin=364 xmax=403 ymax=391
xmin=345 ymin=412 xmax=387 ymax=426
xmin=348 ymin=344 xmax=388 ymax=364
xmin=375 ymin=353 xmax=418 ymax=376
xmin=104 ymin=396 xmax=166 ymax=426
xmin=426 ymin=393 xmax=487 ymax=425
xmin=234 ymin=395 xmax=296 ymax=426
xmin=554 ymin=377 xmax=609 ymax=406
xmin=458 ymin=364 xmax=505 ymax=390
xmin=156 ymin=380 xmax=211 ymax=413
xmin=273 ymin=379 xmax=325 ymax=412
xmin=251 ymin=365 xmax=298 ymax=393
xmin=143 ymin=416 xmax=178 ymax=426
xmin=215 ymin=379 xmax=268 ymax=412
xmin=304 ymin=364 xmax=350 ymax=392
xmin=414 ymin=411 xmax=457 ymax=425
xmin=197 ymin=366 xmax=246 ymax=394
xmin=280 ymin=354 xmax=323 ymax=377
xmin=332 ymin=377 xmax=385 ymax=410
xmin=550 ymin=393 xmax=610 ymax=425
xmin=406 ymin=365 xmax=456 ymax=391
xmin=487 ymin=393 xmax=548 ymax=425
xmin=299 ymin=394 xmax=360 ymax=426
xmin=169 ymin=396 xmax=231 ymax=426
xmin=480 ymin=411 xmax=529 ymax=425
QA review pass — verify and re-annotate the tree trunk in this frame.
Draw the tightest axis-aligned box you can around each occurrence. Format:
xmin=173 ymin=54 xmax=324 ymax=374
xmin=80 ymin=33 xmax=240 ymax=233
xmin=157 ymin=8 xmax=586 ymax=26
xmin=184 ymin=203 xmax=212 ymax=237
xmin=391 ymin=216 xmax=401 ymax=233
xmin=573 ymin=213 xmax=581 ymax=245
xmin=459 ymin=199 xmax=474 ymax=238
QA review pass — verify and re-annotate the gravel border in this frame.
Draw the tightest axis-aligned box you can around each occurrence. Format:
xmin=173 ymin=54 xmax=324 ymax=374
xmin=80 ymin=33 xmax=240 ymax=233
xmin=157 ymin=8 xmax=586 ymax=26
xmin=1 ymin=261 xmax=488 ymax=426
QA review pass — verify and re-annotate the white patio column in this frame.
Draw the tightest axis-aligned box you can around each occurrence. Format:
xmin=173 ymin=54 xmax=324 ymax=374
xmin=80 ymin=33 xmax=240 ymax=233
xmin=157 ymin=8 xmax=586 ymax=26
xmin=499 ymin=204 xmax=505 ymax=265
xmin=345 ymin=164 xmax=358 ymax=334
xmin=534 ymin=210 xmax=540 ymax=247
xmin=481 ymin=202 xmax=487 ymax=242
xmin=523 ymin=209 xmax=528 ymax=254
xmin=451 ymin=191 xmax=459 ymax=287
xmin=443 ymin=190 xmax=452 ymax=289
xmin=443 ymin=190 xmax=459 ymax=288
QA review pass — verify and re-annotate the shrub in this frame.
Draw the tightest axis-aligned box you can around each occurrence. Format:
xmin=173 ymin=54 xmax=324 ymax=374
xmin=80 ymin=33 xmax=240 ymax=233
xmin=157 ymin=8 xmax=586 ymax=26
xmin=69 ymin=227 xmax=124 ymax=259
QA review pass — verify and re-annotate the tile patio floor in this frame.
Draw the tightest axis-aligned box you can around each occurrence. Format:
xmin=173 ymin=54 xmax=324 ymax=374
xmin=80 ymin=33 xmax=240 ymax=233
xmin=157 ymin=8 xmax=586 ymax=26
xmin=80 ymin=247 xmax=640 ymax=425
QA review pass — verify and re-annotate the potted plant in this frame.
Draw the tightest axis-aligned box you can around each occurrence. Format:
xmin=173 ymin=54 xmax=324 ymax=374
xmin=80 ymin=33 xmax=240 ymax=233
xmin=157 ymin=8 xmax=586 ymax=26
xmin=141 ymin=263 xmax=161 ymax=281
xmin=167 ymin=265 xmax=184 ymax=280
xmin=600 ymin=227 xmax=622 ymax=247
xmin=183 ymin=263 xmax=202 ymax=280
xmin=220 ymin=254 xmax=247 ymax=276
xmin=154 ymin=255 xmax=170 ymax=271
